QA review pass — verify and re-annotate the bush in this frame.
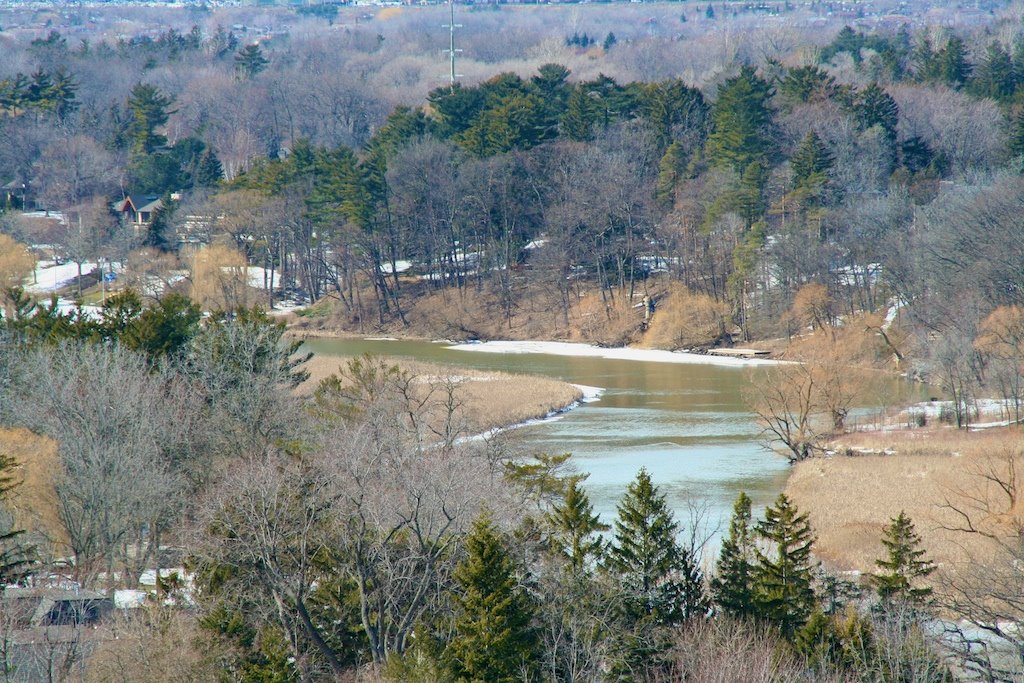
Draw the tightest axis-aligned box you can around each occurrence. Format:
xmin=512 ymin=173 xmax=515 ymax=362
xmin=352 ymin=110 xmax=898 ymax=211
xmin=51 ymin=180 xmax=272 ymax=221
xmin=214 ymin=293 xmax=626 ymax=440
xmin=642 ymin=283 xmax=730 ymax=349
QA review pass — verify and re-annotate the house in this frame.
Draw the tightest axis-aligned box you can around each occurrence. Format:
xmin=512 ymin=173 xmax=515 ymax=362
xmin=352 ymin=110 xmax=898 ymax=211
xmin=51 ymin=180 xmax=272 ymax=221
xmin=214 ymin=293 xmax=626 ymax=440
xmin=1 ymin=179 xmax=28 ymax=209
xmin=1 ymin=587 xmax=113 ymax=683
xmin=1 ymin=586 xmax=113 ymax=628
xmin=118 ymin=195 xmax=163 ymax=227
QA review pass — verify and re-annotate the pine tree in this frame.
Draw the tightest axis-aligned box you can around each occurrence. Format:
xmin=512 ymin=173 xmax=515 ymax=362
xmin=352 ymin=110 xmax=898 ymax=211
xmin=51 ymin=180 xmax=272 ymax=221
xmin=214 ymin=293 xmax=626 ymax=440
xmin=712 ymin=492 xmax=756 ymax=617
xmin=603 ymin=32 xmax=617 ymax=51
xmin=545 ymin=479 xmax=608 ymax=573
xmin=607 ymin=468 xmax=707 ymax=625
xmin=752 ymin=493 xmax=818 ymax=635
xmin=126 ymin=83 xmax=175 ymax=155
xmin=870 ymin=511 xmax=935 ymax=605
xmin=235 ymin=43 xmax=269 ymax=78
xmin=704 ymin=65 xmax=775 ymax=173
xmin=449 ymin=511 xmax=537 ymax=683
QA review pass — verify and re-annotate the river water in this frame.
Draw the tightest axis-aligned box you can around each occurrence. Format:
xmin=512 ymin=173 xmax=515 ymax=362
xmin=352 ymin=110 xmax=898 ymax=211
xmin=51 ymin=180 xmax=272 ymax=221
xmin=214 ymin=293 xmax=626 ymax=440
xmin=302 ymin=337 xmax=794 ymax=538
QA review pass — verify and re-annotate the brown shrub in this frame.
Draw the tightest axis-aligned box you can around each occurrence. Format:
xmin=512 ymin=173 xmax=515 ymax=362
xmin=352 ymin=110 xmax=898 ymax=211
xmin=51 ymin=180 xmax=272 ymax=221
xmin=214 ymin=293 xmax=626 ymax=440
xmin=642 ymin=283 xmax=729 ymax=349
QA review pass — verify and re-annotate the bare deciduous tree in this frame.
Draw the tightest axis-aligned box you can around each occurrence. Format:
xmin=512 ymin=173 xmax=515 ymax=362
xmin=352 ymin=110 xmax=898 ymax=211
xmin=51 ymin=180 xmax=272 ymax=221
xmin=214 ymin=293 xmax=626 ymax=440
xmin=12 ymin=344 xmax=189 ymax=588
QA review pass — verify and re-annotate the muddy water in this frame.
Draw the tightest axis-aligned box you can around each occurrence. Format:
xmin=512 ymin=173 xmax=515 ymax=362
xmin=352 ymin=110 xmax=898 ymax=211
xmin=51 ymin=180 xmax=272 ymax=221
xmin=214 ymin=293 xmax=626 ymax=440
xmin=303 ymin=337 xmax=803 ymax=535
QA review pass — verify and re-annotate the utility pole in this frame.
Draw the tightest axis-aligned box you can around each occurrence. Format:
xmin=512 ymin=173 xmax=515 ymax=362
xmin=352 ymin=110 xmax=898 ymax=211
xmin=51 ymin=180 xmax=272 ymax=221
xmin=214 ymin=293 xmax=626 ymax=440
xmin=443 ymin=0 xmax=462 ymax=90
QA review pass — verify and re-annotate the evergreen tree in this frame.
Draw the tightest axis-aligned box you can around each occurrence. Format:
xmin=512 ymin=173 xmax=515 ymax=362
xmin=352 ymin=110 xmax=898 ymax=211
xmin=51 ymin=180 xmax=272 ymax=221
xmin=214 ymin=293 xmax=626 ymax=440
xmin=752 ymin=493 xmax=817 ymax=635
xmin=126 ymin=83 xmax=175 ymax=155
xmin=235 ymin=43 xmax=269 ymax=79
xmin=545 ymin=479 xmax=608 ymax=573
xmin=870 ymin=511 xmax=935 ymax=605
xmin=603 ymin=32 xmax=617 ymax=51
xmin=711 ymin=492 xmax=756 ymax=618
xmin=901 ymin=135 xmax=936 ymax=175
xmin=969 ymin=41 xmax=1016 ymax=102
xmin=143 ymin=192 xmax=177 ymax=250
xmin=655 ymin=141 xmax=686 ymax=207
xmin=606 ymin=468 xmax=707 ymax=625
xmin=48 ymin=68 xmax=78 ymax=120
xmin=27 ymin=68 xmax=53 ymax=109
xmin=195 ymin=146 xmax=225 ymax=187
xmin=530 ymin=63 xmax=571 ymax=139
xmin=853 ymin=82 xmax=898 ymax=139
xmin=779 ymin=65 xmax=838 ymax=105
xmin=0 ymin=452 xmax=33 ymax=583
xmin=120 ymin=292 xmax=202 ymax=360
xmin=937 ymin=35 xmax=971 ymax=88
xmin=791 ymin=131 xmax=834 ymax=189
xmin=704 ymin=65 xmax=775 ymax=173
xmin=1010 ymin=108 xmax=1024 ymax=161
xmin=561 ymin=85 xmax=596 ymax=142
xmin=731 ymin=161 xmax=768 ymax=230
xmin=641 ymin=79 xmax=709 ymax=154
xmin=449 ymin=511 xmax=537 ymax=683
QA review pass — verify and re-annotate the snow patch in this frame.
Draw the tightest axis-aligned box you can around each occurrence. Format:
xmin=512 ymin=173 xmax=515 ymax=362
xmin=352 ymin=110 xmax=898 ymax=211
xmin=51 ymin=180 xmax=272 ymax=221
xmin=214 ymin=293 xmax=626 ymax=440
xmin=25 ymin=260 xmax=97 ymax=293
xmin=446 ymin=340 xmax=779 ymax=367
xmin=573 ymin=384 xmax=604 ymax=403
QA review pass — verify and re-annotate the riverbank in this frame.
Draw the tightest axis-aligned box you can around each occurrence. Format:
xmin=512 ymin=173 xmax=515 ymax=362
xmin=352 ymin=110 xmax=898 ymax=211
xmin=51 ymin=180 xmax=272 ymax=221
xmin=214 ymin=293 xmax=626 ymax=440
xmin=300 ymin=353 xmax=589 ymax=437
xmin=785 ymin=426 xmax=1017 ymax=574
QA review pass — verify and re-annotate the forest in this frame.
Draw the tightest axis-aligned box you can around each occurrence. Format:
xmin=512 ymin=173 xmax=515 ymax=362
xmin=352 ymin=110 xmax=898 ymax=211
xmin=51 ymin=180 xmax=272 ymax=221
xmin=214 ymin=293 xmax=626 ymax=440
xmin=2 ymin=0 xmax=1024 ymax=681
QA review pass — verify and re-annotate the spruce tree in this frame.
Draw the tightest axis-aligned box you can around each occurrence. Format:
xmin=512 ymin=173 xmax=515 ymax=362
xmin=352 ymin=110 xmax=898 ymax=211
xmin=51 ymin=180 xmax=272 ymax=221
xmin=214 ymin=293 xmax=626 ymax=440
xmin=195 ymin=147 xmax=225 ymax=187
xmin=545 ymin=479 xmax=608 ymax=573
xmin=870 ymin=511 xmax=935 ymax=605
xmin=606 ymin=468 xmax=707 ymax=625
xmin=711 ymin=491 xmax=756 ymax=618
xmin=449 ymin=511 xmax=537 ymax=683
xmin=791 ymin=131 xmax=834 ymax=190
xmin=854 ymin=82 xmax=899 ymax=139
xmin=752 ymin=493 xmax=817 ymax=635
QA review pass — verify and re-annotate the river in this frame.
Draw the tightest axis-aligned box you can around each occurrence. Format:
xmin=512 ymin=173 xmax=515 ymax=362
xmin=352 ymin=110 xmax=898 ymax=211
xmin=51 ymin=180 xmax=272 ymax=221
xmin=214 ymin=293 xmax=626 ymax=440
xmin=302 ymin=336 xmax=796 ymax=539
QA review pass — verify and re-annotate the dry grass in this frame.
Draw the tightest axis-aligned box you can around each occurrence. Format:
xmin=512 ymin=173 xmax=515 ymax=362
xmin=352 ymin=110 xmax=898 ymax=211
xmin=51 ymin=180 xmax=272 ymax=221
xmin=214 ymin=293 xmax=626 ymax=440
xmin=0 ymin=427 xmax=68 ymax=553
xmin=786 ymin=427 xmax=1019 ymax=574
xmin=300 ymin=354 xmax=583 ymax=435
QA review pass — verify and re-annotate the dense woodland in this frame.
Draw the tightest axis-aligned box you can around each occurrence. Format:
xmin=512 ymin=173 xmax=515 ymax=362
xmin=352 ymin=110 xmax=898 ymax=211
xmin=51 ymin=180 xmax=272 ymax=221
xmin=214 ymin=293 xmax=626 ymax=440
xmin=2 ymin=2 xmax=1024 ymax=681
